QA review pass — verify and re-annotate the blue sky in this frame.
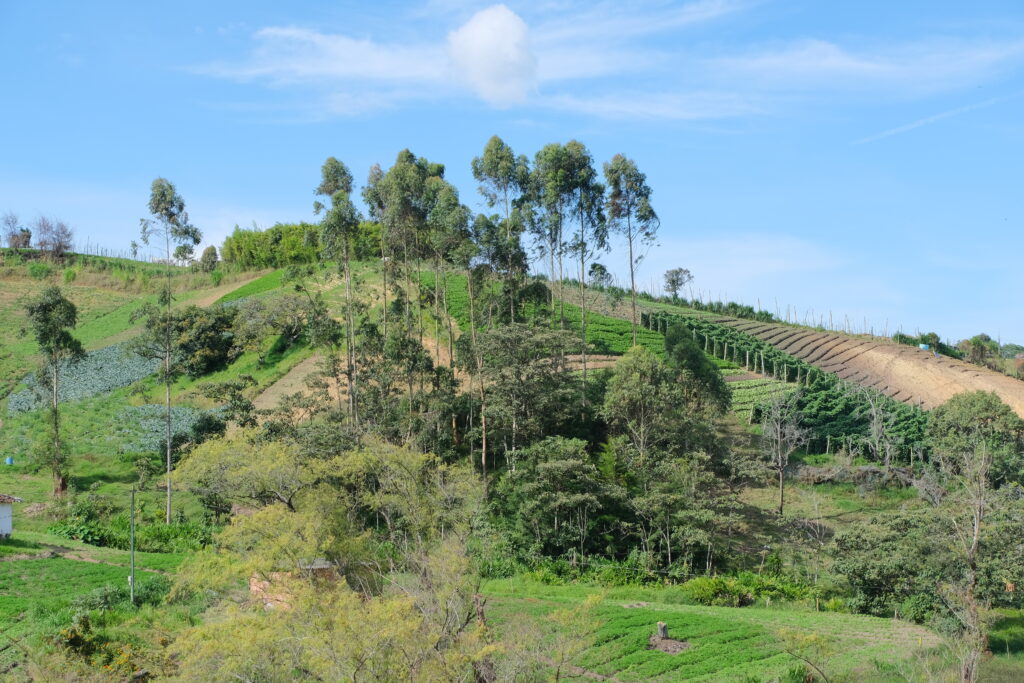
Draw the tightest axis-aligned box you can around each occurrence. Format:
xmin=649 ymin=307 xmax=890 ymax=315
xmin=1 ymin=1 xmax=1023 ymax=343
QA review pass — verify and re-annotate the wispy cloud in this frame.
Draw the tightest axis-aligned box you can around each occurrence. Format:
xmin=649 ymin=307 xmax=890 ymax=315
xmin=546 ymin=91 xmax=760 ymax=120
xmin=195 ymin=2 xmax=1024 ymax=121
xmin=196 ymin=1 xmax=741 ymax=116
xmin=200 ymin=26 xmax=446 ymax=84
xmin=533 ymin=0 xmax=745 ymax=44
xmin=714 ymin=38 xmax=1024 ymax=94
xmin=854 ymin=95 xmax=1011 ymax=144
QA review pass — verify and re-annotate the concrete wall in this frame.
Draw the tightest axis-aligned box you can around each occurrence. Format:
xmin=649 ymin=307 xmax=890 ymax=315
xmin=0 ymin=503 xmax=11 ymax=538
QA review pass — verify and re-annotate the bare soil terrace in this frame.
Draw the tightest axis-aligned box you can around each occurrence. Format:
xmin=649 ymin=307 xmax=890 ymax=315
xmin=713 ymin=317 xmax=1024 ymax=416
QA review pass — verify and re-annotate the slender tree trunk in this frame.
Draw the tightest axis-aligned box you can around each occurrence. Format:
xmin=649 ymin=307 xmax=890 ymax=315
xmin=51 ymin=364 xmax=66 ymax=497
xmin=557 ymin=233 xmax=565 ymax=330
xmin=578 ymin=248 xmax=588 ymax=402
xmin=433 ymin=261 xmax=441 ymax=365
xmin=627 ymin=221 xmax=638 ymax=346
xmin=381 ymin=240 xmax=389 ymax=338
xmin=165 ymin=366 xmax=172 ymax=524
xmin=548 ymin=244 xmax=557 ymax=326
xmin=442 ymin=267 xmax=454 ymax=369
xmin=467 ymin=272 xmax=487 ymax=497
xmin=777 ymin=466 xmax=785 ymax=516
xmin=343 ymin=244 xmax=358 ymax=425
xmin=164 ymin=231 xmax=173 ymax=525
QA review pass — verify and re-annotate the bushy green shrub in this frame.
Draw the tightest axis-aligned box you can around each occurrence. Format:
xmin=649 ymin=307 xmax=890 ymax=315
xmin=63 ymin=267 xmax=77 ymax=283
xmin=680 ymin=572 xmax=813 ymax=607
xmin=48 ymin=489 xmax=213 ymax=552
xmin=28 ymin=262 xmax=52 ymax=279
xmin=50 ymin=516 xmax=212 ymax=553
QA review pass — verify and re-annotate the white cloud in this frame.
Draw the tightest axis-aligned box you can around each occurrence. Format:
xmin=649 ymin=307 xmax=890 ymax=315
xmin=196 ymin=1 xmax=742 ymax=115
xmin=447 ymin=4 xmax=537 ymax=106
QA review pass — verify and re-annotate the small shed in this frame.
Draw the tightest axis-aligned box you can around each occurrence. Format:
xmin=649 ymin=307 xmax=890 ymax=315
xmin=0 ymin=494 xmax=23 ymax=538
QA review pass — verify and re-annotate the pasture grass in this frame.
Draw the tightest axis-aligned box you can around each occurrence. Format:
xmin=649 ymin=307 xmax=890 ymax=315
xmin=214 ymin=268 xmax=281 ymax=304
xmin=0 ymin=550 xmax=189 ymax=673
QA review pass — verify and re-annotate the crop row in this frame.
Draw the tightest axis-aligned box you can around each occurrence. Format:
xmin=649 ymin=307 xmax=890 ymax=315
xmin=644 ymin=312 xmax=928 ymax=456
xmin=643 ymin=312 xmax=819 ymax=384
xmin=575 ymin=605 xmax=794 ymax=681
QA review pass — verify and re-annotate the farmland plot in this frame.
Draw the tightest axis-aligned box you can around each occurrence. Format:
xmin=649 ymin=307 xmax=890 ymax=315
xmin=712 ymin=319 xmax=1024 ymax=417
xmin=484 ymin=580 xmax=940 ymax=682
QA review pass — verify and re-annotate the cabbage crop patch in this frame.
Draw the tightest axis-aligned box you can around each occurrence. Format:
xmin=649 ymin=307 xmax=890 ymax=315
xmin=115 ymin=404 xmax=223 ymax=454
xmin=6 ymin=343 xmax=159 ymax=414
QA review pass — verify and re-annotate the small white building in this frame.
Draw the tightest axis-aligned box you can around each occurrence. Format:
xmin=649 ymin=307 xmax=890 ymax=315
xmin=0 ymin=494 xmax=23 ymax=538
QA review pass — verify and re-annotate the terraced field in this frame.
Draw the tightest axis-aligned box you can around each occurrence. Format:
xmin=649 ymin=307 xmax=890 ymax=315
xmin=709 ymin=318 xmax=1024 ymax=416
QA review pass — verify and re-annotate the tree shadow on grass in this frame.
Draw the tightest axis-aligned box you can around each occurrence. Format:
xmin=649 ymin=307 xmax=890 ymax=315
xmin=990 ymin=613 xmax=1024 ymax=656
xmin=0 ymin=537 xmax=43 ymax=551
xmin=71 ymin=470 xmax=136 ymax=490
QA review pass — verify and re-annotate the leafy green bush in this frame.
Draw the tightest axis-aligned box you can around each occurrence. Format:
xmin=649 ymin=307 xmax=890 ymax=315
xmin=63 ymin=267 xmax=77 ymax=283
xmin=27 ymin=262 xmax=52 ymax=279
xmin=680 ymin=572 xmax=813 ymax=607
xmin=209 ymin=269 xmax=224 ymax=286
xmin=50 ymin=516 xmax=212 ymax=553
xmin=70 ymin=574 xmax=173 ymax=612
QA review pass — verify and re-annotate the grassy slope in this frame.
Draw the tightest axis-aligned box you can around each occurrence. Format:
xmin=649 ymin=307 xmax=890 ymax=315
xmin=0 ymin=258 xmax=295 ymax=672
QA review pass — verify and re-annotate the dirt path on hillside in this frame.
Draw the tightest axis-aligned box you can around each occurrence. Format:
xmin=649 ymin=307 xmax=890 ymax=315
xmin=253 ymin=354 xmax=325 ymax=411
xmin=189 ymin=272 xmax=268 ymax=308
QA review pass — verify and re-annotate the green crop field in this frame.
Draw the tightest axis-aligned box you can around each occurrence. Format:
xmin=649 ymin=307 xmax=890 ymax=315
xmin=729 ymin=378 xmax=795 ymax=422
xmin=483 ymin=579 xmax=941 ymax=682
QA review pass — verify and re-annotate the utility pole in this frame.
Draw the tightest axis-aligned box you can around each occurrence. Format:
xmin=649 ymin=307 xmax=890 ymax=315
xmin=130 ymin=487 xmax=136 ymax=607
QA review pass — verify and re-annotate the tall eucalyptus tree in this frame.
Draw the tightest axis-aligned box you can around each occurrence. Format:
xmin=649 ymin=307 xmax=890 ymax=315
xmin=531 ymin=143 xmax=575 ymax=328
xmin=604 ymin=154 xmax=659 ymax=346
xmin=139 ymin=178 xmax=201 ymax=523
xmin=564 ymin=140 xmax=607 ymax=391
xmin=472 ymin=136 xmax=530 ymax=321
xmin=25 ymin=286 xmax=85 ymax=497
xmin=315 ymin=157 xmax=362 ymax=422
